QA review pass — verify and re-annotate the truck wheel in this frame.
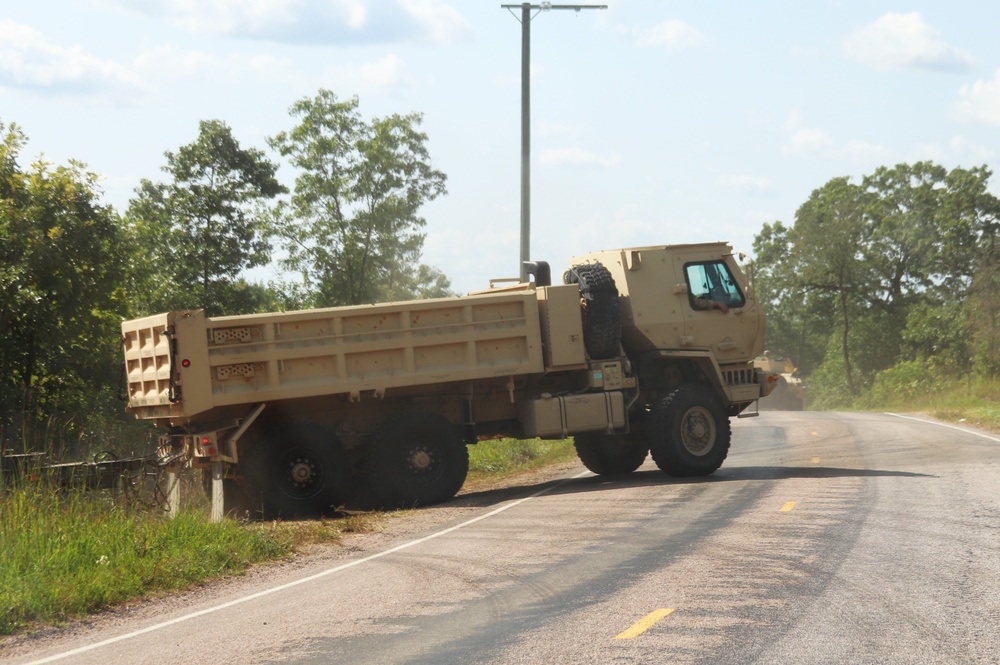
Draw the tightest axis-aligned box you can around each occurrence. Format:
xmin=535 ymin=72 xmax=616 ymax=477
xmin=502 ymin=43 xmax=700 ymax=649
xmin=563 ymin=262 xmax=622 ymax=359
xmin=367 ymin=412 xmax=469 ymax=508
xmin=243 ymin=423 xmax=353 ymax=519
xmin=649 ymin=384 xmax=731 ymax=477
xmin=573 ymin=433 xmax=648 ymax=475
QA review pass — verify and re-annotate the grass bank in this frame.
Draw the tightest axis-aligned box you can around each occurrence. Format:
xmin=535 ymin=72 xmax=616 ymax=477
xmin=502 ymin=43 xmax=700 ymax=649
xmin=860 ymin=376 xmax=1000 ymax=433
xmin=0 ymin=437 xmax=575 ymax=636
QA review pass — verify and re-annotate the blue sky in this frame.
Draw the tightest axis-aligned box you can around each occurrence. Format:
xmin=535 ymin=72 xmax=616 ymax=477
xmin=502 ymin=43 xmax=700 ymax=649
xmin=2 ymin=1 xmax=999 ymax=294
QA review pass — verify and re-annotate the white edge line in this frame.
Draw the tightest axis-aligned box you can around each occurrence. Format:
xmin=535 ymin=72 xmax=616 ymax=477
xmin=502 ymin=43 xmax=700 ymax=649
xmin=885 ymin=412 xmax=1000 ymax=444
xmin=25 ymin=470 xmax=593 ymax=665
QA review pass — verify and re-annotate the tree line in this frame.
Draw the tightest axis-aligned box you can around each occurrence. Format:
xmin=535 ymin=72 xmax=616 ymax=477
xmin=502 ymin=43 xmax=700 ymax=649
xmin=752 ymin=161 xmax=999 ymax=407
xmin=0 ymin=90 xmax=453 ymax=455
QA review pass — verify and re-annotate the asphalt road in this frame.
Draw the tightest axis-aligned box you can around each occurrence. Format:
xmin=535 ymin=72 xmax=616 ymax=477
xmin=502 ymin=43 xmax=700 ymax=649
xmin=4 ymin=411 xmax=1000 ymax=665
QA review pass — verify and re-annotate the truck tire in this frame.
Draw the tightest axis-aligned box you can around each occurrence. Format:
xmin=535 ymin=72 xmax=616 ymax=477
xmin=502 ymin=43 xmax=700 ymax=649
xmin=648 ymin=384 xmax=731 ymax=477
xmin=563 ymin=262 xmax=622 ymax=360
xmin=573 ymin=433 xmax=648 ymax=475
xmin=367 ymin=412 xmax=469 ymax=508
xmin=242 ymin=423 xmax=353 ymax=519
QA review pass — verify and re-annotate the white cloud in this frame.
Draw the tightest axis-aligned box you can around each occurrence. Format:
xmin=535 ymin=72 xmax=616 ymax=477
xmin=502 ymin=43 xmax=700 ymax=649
xmin=842 ymin=12 xmax=975 ymax=72
xmin=845 ymin=139 xmax=891 ymax=160
xmin=784 ymin=109 xmax=833 ymax=155
xmin=728 ymin=174 xmax=775 ymax=196
xmin=0 ymin=20 xmax=145 ymax=98
xmin=539 ymin=147 xmax=620 ymax=168
xmin=106 ymin=0 xmax=470 ymax=45
xmin=953 ymin=69 xmax=1000 ymax=126
xmin=0 ymin=19 xmax=297 ymax=101
xmin=161 ymin=0 xmax=301 ymax=35
xmin=328 ymin=54 xmax=408 ymax=91
xmin=398 ymin=0 xmax=473 ymax=45
xmin=948 ymin=135 xmax=995 ymax=160
xmin=634 ymin=20 xmax=707 ymax=51
xmin=791 ymin=128 xmax=833 ymax=154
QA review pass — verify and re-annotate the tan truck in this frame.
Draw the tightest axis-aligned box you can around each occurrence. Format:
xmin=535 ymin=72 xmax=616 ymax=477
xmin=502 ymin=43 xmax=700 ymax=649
xmin=755 ymin=353 xmax=805 ymax=410
xmin=122 ymin=242 xmax=777 ymax=518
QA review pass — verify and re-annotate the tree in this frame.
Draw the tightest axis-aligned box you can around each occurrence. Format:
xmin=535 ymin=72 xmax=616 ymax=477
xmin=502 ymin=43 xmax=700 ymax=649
xmin=938 ymin=166 xmax=1000 ymax=375
xmin=751 ymin=221 xmax=828 ymax=374
xmin=0 ymin=121 xmax=129 ymax=452
xmin=127 ymin=120 xmax=285 ymax=315
xmin=754 ymin=161 xmax=1000 ymax=404
xmin=791 ymin=176 xmax=871 ymax=396
xmin=269 ymin=90 xmax=450 ymax=306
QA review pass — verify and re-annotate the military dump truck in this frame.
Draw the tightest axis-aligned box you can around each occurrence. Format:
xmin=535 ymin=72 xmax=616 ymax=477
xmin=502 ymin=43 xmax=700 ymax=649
xmin=121 ymin=242 xmax=777 ymax=518
xmin=755 ymin=353 xmax=805 ymax=410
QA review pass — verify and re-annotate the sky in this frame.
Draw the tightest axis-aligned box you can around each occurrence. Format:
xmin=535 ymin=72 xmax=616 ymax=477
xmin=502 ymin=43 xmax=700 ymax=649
xmin=2 ymin=0 xmax=999 ymax=294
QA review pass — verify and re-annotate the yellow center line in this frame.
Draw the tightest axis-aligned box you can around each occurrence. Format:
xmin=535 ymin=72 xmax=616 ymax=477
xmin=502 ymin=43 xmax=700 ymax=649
xmin=780 ymin=501 xmax=797 ymax=512
xmin=614 ymin=608 xmax=675 ymax=640
xmin=810 ymin=457 xmax=821 ymax=464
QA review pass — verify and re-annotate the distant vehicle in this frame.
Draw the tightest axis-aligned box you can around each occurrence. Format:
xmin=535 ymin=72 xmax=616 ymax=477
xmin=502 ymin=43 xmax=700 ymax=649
xmin=121 ymin=242 xmax=777 ymax=518
xmin=755 ymin=353 xmax=804 ymax=410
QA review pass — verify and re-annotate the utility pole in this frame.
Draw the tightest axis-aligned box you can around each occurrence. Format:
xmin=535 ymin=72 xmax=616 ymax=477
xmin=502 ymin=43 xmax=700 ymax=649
xmin=501 ymin=2 xmax=607 ymax=281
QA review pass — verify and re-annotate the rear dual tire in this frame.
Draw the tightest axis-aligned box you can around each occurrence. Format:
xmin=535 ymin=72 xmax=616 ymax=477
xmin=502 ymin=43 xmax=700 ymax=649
xmin=241 ymin=423 xmax=353 ymax=519
xmin=366 ymin=412 xmax=469 ymax=509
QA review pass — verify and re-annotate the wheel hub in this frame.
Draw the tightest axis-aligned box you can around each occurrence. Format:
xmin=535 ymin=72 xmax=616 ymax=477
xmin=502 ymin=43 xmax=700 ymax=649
xmin=409 ymin=447 xmax=434 ymax=472
xmin=681 ymin=407 xmax=715 ymax=456
xmin=289 ymin=458 xmax=316 ymax=486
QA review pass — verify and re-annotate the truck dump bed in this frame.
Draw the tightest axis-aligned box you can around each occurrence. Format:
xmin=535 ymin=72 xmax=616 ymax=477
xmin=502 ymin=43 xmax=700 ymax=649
xmin=122 ymin=290 xmax=545 ymax=421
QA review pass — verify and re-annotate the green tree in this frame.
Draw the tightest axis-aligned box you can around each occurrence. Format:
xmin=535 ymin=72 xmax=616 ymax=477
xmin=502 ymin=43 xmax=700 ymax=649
xmin=791 ymin=176 xmax=871 ymax=396
xmin=127 ymin=120 xmax=285 ymax=315
xmin=938 ymin=166 xmax=1000 ymax=375
xmin=751 ymin=221 xmax=828 ymax=374
xmin=0 ymin=121 xmax=129 ymax=452
xmin=269 ymin=90 xmax=450 ymax=306
xmin=754 ymin=161 xmax=1000 ymax=404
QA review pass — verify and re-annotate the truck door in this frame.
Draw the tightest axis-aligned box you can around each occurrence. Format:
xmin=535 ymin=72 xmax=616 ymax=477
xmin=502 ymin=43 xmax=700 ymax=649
xmin=679 ymin=258 xmax=756 ymax=360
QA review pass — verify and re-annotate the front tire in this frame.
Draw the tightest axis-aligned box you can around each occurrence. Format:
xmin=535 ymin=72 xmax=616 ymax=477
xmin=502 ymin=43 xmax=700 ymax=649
xmin=574 ymin=433 xmax=648 ymax=475
xmin=367 ymin=412 xmax=469 ymax=508
xmin=649 ymin=384 xmax=731 ymax=477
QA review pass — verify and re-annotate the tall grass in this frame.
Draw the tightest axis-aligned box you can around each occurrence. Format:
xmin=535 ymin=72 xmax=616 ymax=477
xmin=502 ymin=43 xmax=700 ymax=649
xmin=468 ymin=437 xmax=576 ymax=478
xmin=860 ymin=374 xmax=1000 ymax=432
xmin=0 ymin=479 xmax=290 ymax=635
xmin=0 ymin=437 xmax=579 ymax=636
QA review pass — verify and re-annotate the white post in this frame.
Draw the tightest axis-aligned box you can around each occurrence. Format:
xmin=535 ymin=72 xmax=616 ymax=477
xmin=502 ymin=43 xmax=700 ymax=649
xmin=210 ymin=461 xmax=224 ymax=523
xmin=166 ymin=470 xmax=180 ymax=519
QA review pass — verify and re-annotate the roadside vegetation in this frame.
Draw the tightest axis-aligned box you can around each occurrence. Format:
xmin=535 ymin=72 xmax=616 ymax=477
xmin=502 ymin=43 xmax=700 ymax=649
xmin=0 ymin=437 xmax=572 ymax=636
xmin=857 ymin=375 xmax=1000 ymax=433
xmin=753 ymin=162 xmax=999 ymax=416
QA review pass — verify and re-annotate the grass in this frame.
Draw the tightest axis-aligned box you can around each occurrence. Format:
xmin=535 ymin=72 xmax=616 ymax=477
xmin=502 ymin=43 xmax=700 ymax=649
xmin=861 ymin=376 xmax=1000 ymax=433
xmin=0 ymin=437 xmax=575 ymax=636
xmin=0 ymin=480 xmax=289 ymax=635
xmin=467 ymin=437 xmax=576 ymax=481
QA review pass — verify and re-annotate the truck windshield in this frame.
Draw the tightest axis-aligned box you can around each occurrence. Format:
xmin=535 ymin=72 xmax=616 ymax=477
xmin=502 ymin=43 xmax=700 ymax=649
xmin=684 ymin=261 xmax=746 ymax=311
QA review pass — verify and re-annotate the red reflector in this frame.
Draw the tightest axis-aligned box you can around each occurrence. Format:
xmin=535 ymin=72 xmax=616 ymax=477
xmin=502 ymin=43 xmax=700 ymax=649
xmin=182 ymin=359 xmax=191 ymax=367
xmin=207 ymin=447 xmax=217 ymax=456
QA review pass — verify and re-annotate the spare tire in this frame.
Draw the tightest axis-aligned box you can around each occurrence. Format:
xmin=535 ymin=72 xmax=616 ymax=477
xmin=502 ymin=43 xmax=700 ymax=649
xmin=563 ymin=262 xmax=622 ymax=359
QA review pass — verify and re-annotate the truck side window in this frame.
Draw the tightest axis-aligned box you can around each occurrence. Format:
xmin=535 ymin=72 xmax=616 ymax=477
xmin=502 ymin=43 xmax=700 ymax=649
xmin=684 ymin=261 xmax=746 ymax=311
